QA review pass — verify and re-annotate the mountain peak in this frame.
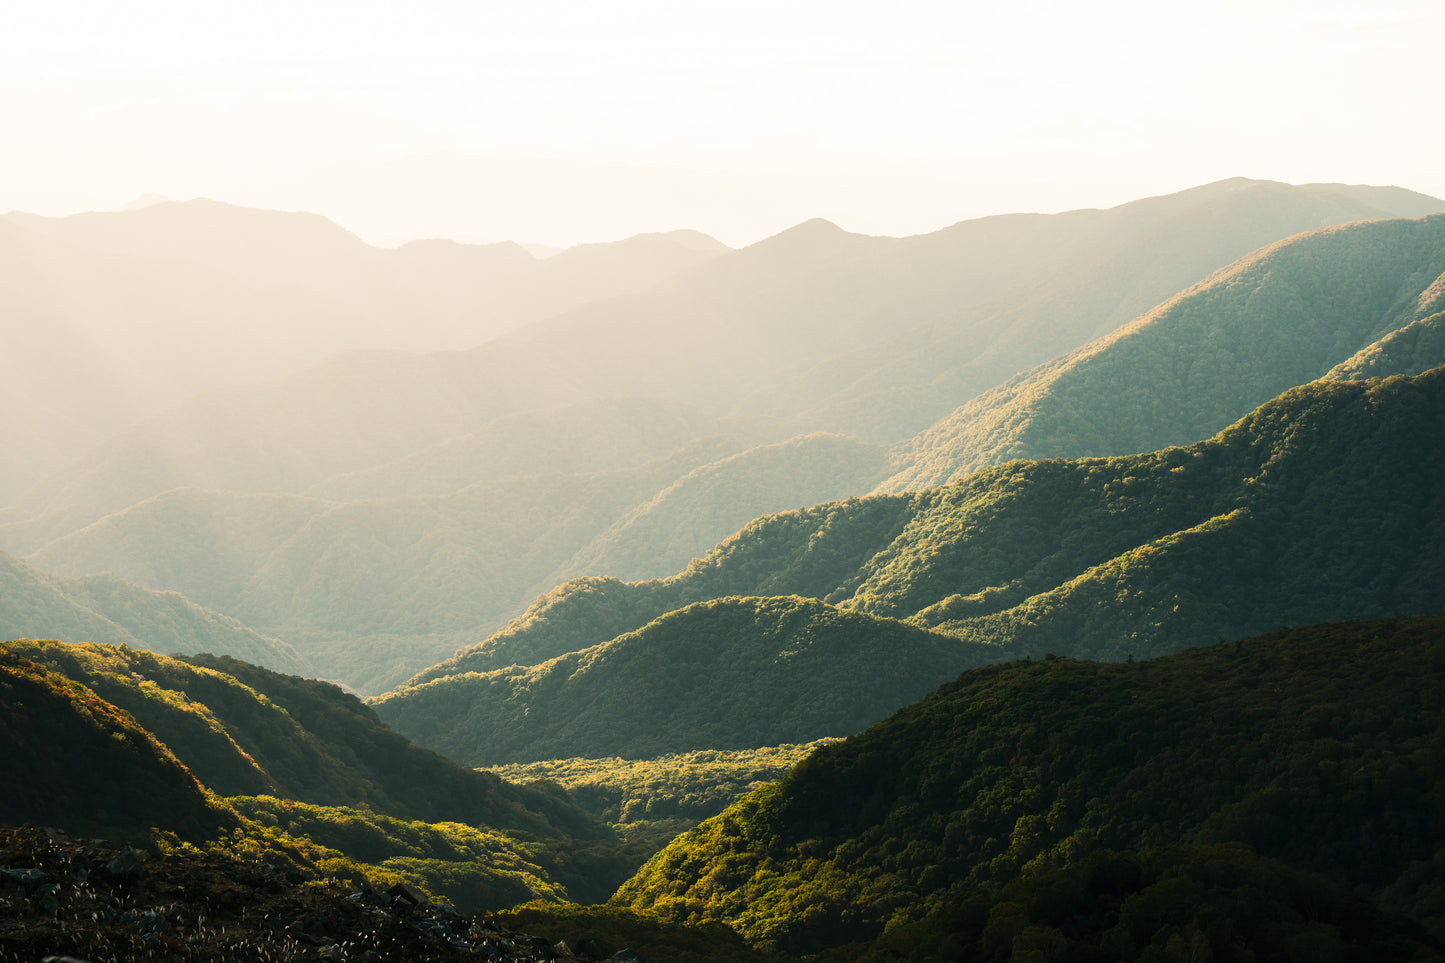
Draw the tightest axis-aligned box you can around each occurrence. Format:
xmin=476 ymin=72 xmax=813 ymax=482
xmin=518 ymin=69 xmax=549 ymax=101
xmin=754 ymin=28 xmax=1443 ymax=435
xmin=118 ymin=192 xmax=172 ymax=210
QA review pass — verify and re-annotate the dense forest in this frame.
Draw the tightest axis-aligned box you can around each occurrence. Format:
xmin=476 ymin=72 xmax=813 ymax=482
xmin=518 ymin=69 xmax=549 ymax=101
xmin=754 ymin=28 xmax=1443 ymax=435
xmin=616 ymin=615 xmax=1445 ymax=959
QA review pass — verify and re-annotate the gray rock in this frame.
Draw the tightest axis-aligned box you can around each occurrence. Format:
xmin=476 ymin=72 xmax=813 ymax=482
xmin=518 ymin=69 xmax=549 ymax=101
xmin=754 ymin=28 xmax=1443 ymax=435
xmin=105 ymin=845 xmax=145 ymax=879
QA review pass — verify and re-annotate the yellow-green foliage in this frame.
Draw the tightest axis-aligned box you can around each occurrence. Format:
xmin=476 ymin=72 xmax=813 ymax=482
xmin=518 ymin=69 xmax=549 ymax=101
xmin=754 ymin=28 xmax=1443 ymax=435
xmin=488 ymin=741 xmax=839 ymax=853
xmin=0 ymin=646 xmax=242 ymax=842
xmin=614 ymin=616 xmax=1445 ymax=956
xmin=229 ymin=796 xmax=568 ymax=910
xmin=376 ymin=595 xmax=978 ymax=767
xmin=0 ymin=640 xmax=641 ymax=910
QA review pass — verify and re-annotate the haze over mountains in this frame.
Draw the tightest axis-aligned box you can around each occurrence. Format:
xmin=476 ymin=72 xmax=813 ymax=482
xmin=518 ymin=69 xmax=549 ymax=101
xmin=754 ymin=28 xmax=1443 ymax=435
xmin=883 ymin=213 xmax=1445 ymax=490
xmin=4 ymin=177 xmax=1444 ymax=693
xmin=0 ymin=201 xmax=727 ymax=501
xmin=7 ymin=170 xmax=1445 ymax=960
xmin=232 ymin=153 xmax=1046 ymax=249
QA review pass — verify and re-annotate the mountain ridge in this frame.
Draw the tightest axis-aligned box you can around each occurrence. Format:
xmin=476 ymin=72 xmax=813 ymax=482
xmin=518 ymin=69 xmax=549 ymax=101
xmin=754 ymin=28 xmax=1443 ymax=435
xmin=23 ymin=178 xmax=1441 ymax=517
xmin=881 ymin=212 xmax=1445 ymax=490
xmin=375 ymin=368 xmax=1445 ymax=763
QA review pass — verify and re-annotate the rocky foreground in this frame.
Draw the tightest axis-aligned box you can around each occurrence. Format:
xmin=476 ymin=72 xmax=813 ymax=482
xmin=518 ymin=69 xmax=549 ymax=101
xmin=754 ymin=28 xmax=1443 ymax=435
xmin=0 ymin=825 xmax=640 ymax=963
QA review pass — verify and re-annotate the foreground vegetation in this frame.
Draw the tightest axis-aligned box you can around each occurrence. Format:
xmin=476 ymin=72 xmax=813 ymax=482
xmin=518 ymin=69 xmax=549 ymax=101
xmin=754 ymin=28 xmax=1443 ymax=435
xmin=488 ymin=741 xmax=838 ymax=851
xmin=0 ymin=640 xmax=643 ymax=911
xmin=615 ymin=615 xmax=1445 ymax=958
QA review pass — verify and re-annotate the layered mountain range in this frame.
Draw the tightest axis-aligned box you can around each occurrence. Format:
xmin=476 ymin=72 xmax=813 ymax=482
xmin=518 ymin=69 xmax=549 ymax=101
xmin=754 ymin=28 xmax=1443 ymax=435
xmin=373 ymin=369 xmax=1445 ymax=761
xmin=6 ymin=175 xmax=1445 ymax=960
xmin=4 ymin=178 xmax=1443 ymax=693
xmin=0 ymin=200 xmax=728 ymax=503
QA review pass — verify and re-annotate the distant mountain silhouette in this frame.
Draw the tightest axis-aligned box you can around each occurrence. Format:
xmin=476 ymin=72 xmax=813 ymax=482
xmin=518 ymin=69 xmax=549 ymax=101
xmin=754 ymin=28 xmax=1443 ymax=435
xmin=0 ymin=201 xmax=728 ymax=502
xmin=0 ymin=550 xmax=309 ymax=674
xmin=23 ymin=178 xmax=1440 ymax=516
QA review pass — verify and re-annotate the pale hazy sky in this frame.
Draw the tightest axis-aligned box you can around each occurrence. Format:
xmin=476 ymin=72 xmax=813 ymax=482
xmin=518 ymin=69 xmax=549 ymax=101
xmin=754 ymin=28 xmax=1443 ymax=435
xmin=4 ymin=0 xmax=1442 ymax=246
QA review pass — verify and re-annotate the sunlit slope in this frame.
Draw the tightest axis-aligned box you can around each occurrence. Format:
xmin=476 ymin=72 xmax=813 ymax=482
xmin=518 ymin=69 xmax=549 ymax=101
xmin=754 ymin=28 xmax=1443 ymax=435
xmin=372 ymin=595 xmax=990 ymax=767
xmin=611 ymin=616 xmax=1445 ymax=957
xmin=401 ymin=494 xmax=922 ymax=685
xmin=392 ymin=369 xmax=1445 ymax=718
xmin=1324 ymin=309 xmax=1445 ymax=381
xmin=0 ymin=201 xmax=728 ymax=505
xmin=0 ymin=640 xmax=641 ymax=909
xmin=0 ymin=647 xmax=240 ymax=841
xmin=1 ymin=639 xmax=605 ymax=841
xmin=0 ymin=550 xmax=309 ymax=675
xmin=883 ymin=213 xmax=1445 ymax=491
xmin=27 ymin=178 xmax=1440 ymax=516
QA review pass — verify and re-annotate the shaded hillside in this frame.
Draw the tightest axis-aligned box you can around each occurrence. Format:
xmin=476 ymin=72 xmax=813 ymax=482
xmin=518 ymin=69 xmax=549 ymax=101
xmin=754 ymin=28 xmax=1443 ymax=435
xmin=0 ymin=640 xmax=657 ymax=910
xmin=0 ymin=650 xmax=238 ymax=841
xmin=0 ymin=202 xmax=727 ymax=504
xmin=395 ymin=369 xmax=1445 ymax=724
xmin=613 ymin=616 xmax=1445 ymax=958
xmin=26 ymin=179 xmax=1441 ymax=517
xmin=0 ymin=551 xmax=309 ymax=675
xmin=883 ymin=213 xmax=1445 ymax=490
xmin=0 ymin=639 xmax=600 ymax=843
xmin=373 ymin=595 xmax=990 ymax=767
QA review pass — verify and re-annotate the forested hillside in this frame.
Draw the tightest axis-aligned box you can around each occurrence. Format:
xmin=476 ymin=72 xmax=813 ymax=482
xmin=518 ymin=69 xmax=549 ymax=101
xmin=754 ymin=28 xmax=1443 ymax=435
xmin=379 ymin=369 xmax=1445 ymax=758
xmin=549 ymin=433 xmax=890 ymax=583
xmin=487 ymin=741 xmax=838 ymax=851
xmin=372 ymin=596 xmax=986 ymax=766
xmin=614 ymin=615 xmax=1445 ymax=959
xmin=1325 ymin=309 xmax=1445 ymax=381
xmin=882 ymin=212 xmax=1445 ymax=490
xmin=0 ymin=640 xmax=647 ymax=910
xmin=0 ymin=648 xmax=238 ymax=841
